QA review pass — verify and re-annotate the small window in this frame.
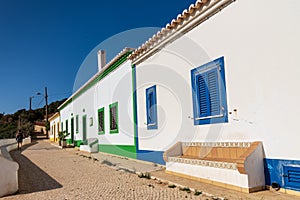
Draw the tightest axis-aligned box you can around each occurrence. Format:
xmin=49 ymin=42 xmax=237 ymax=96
xmin=75 ymin=115 xmax=79 ymax=133
xmin=98 ymin=107 xmax=105 ymax=134
xmin=109 ymin=102 xmax=118 ymax=134
xmin=191 ymin=56 xmax=228 ymax=125
xmin=146 ymin=85 xmax=158 ymax=130
xmin=61 ymin=122 xmax=63 ymax=132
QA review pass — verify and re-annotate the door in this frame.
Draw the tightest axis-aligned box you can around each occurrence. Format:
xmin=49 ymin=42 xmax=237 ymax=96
xmin=82 ymin=115 xmax=87 ymax=144
xmin=71 ymin=118 xmax=74 ymax=144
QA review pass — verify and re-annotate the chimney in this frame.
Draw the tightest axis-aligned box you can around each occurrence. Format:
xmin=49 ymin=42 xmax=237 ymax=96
xmin=97 ymin=50 xmax=106 ymax=71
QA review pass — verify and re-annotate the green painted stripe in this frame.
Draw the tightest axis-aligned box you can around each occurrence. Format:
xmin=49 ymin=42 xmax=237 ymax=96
xmin=131 ymin=65 xmax=138 ymax=148
xmin=59 ymin=51 xmax=132 ymax=111
xmin=75 ymin=140 xmax=83 ymax=147
xmin=66 ymin=139 xmax=73 ymax=145
xmin=99 ymin=144 xmax=136 ymax=159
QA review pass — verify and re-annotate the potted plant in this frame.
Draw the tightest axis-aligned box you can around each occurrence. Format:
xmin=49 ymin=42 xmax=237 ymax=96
xmin=58 ymin=131 xmax=70 ymax=147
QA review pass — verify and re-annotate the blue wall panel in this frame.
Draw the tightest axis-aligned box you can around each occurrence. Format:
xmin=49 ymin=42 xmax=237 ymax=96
xmin=137 ymin=150 xmax=165 ymax=165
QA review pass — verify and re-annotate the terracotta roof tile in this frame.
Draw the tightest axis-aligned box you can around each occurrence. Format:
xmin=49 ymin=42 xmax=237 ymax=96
xmin=129 ymin=0 xmax=235 ymax=63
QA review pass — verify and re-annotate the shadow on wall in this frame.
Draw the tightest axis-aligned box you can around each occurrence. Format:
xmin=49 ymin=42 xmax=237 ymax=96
xmin=10 ymin=141 xmax=62 ymax=194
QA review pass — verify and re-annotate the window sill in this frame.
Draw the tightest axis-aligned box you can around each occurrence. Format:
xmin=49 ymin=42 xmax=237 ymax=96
xmin=110 ymin=129 xmax=119 ymax=134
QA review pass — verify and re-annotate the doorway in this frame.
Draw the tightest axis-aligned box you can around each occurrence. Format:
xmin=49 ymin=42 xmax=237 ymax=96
xmin=82 ymin=115 xmax=87 ymax=144
xmin=71 ymin=118 xmax=74 ymax=144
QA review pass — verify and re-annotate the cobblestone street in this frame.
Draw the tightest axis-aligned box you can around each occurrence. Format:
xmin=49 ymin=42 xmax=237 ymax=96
xmin=2 ymin=140 xmax=208 ymax=200
xmin=2 ymin=140 xmax=300 ymax=200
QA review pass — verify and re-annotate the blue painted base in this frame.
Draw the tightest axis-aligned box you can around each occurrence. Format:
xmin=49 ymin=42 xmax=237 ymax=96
xmin=137 ymin=150 xmax=165 ymax=165
xmin=264 ymin=158 xmax=300 ymax=191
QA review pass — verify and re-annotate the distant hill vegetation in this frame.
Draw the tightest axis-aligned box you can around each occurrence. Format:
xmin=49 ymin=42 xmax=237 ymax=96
xmin=0 ymin=98 xmax=66 ymax=139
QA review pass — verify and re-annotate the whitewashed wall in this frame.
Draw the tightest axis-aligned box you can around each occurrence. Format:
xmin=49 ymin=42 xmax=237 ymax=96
xmin=60 ymin=60 xmax=134 ymax=146
xmin=136 ymin=0 xmax=300 ymax=160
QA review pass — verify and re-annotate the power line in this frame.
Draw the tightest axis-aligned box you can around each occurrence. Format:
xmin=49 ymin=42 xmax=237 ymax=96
xmin=48 ymin=92 xmax=72 ymax=98
xmin=35 ymin=97 xmax=44 ymax=108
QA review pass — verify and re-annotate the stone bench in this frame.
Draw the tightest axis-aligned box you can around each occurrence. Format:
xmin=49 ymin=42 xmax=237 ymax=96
xmin=163 ymin=141 xmax=265 ymax=193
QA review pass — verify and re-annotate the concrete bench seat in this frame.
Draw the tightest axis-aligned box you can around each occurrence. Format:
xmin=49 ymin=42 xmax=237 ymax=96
xmin=179 ymin=155 xmax=239 ymax=163
xmin=163 ymin=141 xmax=265 ymax=193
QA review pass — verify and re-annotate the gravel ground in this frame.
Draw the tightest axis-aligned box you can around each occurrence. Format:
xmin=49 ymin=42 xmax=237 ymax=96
xmin=2 ymin=140 xmax=210 ymax=200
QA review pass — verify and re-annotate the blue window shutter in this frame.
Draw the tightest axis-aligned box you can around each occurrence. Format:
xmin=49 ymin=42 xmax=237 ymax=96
xmin=207 ymin=68 xmax=220 ymax=116
xmin=148 ymin=93 xmax=153 ymax=123
xmin=197 ymin=73 xmax=209 ymax=118
xmin=146 ymin=85 xmax=158 ymax=129
xmin=191 ymin=56 xmax=228 ymax=125
xmin=196 ymin=68 xmax=220 ymax=118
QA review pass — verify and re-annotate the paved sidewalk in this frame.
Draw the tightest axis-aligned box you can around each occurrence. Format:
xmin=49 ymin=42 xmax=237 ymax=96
xmin=3 ymin=140 xmax=300 ymax=200
xmin=1 ymin=140 xmax=213 ymax=199
xmin=91 ymin=151 xmax=164 ymax=173
xmin=80 ymin=148 xmax=300 ymax=200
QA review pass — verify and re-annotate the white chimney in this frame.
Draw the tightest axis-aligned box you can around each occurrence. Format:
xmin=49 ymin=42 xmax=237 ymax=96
xmin=97 ymin=50 xmax=106 ymax=71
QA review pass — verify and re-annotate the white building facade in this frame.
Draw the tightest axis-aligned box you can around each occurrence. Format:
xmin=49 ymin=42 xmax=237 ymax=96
xmin=130 ymin=0 xmax=300 ymax=194
xmin=59 ymin=49 xmax=136 ymax=157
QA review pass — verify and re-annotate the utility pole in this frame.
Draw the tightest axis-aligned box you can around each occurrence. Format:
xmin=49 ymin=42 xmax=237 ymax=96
xmin=45 ymin=87 xmax=49 ymax=139
xmin=29 ymin=96 xmax=33 ymax=111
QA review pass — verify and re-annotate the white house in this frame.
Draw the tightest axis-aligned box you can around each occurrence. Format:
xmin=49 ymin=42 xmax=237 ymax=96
xmin=129 ymin=0 xmax=300 ymax=194
xmin=58 ymin=48 xmax=136 ymax=156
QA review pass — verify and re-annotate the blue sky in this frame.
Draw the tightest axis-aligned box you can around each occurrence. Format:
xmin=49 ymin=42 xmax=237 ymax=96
xmin=0 ymin=0 xmax=196 ymax=114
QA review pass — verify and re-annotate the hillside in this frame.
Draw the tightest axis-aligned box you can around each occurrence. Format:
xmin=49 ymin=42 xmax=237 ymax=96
xmin=0 ymin=98 xmax=66 ymax=139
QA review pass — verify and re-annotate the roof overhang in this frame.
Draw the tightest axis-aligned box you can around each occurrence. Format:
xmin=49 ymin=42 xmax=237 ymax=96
xmin=130 ymin=0 xmax=235 ymax=65
xmin=58 ymin=47 xmax=134 ymax=111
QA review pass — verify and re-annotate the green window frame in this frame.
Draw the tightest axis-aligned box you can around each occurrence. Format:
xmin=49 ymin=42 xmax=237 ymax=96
xmin=75 ymin=115 xmax=79 ymax=133
xmin=98 ymin=107 xmax=105 ymax=134
xmin=109 ymin=102 xmax=119 ymax=134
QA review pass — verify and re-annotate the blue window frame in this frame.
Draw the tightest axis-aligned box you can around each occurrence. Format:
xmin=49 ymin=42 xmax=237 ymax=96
xmin=146 ymin=85 xmax=158 ymax=130
xmin=191 ymin=56 xmax=228 ymax=125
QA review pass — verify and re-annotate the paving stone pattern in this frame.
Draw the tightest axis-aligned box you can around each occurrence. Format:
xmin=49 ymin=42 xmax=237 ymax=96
xmin=2 ymin=140 xmax=300 ymax=200
xmin=2 ymin=140 xmax=211 ymax=200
